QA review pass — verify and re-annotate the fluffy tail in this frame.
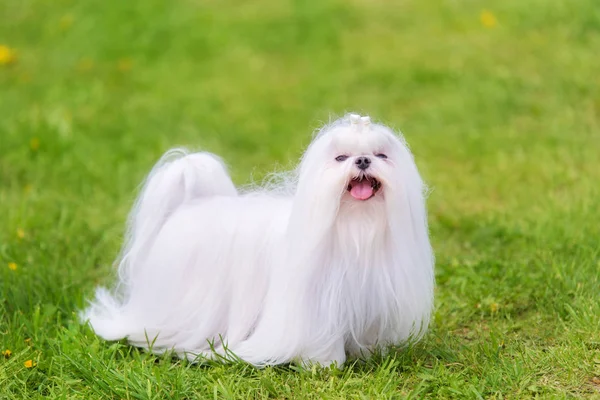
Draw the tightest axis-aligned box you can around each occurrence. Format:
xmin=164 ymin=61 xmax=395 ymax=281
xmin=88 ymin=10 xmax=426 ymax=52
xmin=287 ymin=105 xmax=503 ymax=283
xmin=82 ymin=148 xmax=236 ymax=338
xmin=120 ymin=149 xmax=236 ymax=284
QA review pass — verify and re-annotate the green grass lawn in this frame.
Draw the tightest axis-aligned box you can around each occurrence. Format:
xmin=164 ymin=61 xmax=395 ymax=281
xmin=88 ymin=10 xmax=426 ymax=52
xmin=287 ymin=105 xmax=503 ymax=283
xmin=1 ymin=0 xmax=599 ymax=398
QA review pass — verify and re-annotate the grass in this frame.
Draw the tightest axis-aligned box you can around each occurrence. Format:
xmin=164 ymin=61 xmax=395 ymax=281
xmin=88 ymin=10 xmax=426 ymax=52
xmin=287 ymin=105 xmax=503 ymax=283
xmin=1 ymin=0 xmax=599 ymax=398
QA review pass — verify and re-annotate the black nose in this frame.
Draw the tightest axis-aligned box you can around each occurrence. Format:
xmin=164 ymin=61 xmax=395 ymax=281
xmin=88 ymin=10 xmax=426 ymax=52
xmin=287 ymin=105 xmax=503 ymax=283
xmin=355 ymin=156 xmax=371 ymax=170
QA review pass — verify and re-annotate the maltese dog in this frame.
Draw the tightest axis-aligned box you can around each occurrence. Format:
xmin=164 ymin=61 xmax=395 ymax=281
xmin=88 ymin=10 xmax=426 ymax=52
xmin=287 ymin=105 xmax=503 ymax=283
xmin=83 ymin=113 xmax=434 ymax=367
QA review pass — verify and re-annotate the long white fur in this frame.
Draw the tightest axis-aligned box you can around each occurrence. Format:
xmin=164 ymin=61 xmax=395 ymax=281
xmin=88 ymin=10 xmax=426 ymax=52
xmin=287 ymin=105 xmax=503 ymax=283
xmin=82 ymin=114 xmax=435 ymax=367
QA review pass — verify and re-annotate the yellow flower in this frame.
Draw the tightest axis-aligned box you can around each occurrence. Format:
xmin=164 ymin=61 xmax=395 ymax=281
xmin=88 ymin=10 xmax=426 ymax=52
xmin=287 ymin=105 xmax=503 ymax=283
xmin=480 ymin=10 xmax=497 ymax=28
xmin=117 ymin=58 xmax=133 ymax=72
xmin=30 ymin=137 xmax=40 ymax=151
xmin=2 ymin=349 xmax=11 ymax=358
xmin=490 ymin=303 xmax=499 ymax=313
xmin=8 ymin=262 xmax=17 ymax=271
xmin=24 ymin=360 xmax=36 ymax=368
xmin=17 ymin=228 xmax=26 ymax=239
xmin=0 ymin=45 xmax=17 ymax=65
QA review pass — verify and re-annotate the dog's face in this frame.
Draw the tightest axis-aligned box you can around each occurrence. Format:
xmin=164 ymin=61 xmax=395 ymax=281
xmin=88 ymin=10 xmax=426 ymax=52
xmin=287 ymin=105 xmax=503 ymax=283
xmin=298 ymin=115 xmax=409 ymax=209
xmin=329 ymin=125 xmax=393 ymax=202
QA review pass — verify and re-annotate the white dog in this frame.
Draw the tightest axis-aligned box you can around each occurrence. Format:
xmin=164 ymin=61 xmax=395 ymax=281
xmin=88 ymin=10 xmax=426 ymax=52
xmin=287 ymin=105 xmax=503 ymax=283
xmin=83 ymin=114 xmax=434 ymax=367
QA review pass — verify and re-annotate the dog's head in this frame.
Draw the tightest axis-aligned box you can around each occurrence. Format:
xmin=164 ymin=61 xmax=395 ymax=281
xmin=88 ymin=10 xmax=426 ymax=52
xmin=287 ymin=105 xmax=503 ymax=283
xmin=296 ymin=114 xmax=424 ymax=216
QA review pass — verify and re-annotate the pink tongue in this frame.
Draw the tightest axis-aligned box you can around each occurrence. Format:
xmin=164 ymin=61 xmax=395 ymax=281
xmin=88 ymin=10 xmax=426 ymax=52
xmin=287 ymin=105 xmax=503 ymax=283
xmin=350 ymin=180 xmax=374 ymax=200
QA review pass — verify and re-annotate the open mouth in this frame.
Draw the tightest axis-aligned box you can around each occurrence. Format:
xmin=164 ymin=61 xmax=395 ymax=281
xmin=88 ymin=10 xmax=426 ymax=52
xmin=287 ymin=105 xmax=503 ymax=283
xmin=346 ymin=175 xmax=382 ymax=200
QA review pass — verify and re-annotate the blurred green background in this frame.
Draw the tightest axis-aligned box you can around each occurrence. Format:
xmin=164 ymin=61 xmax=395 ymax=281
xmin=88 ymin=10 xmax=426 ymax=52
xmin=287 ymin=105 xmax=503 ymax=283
xmin=1 ymin=0 xmax=599 ymax=398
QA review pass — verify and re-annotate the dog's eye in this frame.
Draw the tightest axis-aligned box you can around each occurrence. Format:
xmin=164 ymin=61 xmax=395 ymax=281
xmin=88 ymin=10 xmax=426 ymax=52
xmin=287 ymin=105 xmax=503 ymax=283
xmin=335 ymin=155 xmax=349 ymax=162
xmin=375 ymin=153 xmax=388 ymax=159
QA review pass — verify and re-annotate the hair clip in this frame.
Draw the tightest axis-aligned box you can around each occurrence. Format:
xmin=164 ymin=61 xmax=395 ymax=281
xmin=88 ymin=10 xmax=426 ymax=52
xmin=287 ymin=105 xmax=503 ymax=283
xmin=348 ymin=114 xmax=371 ymax=128
xmin=349 ymin=114 xmax=361 ymax=125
